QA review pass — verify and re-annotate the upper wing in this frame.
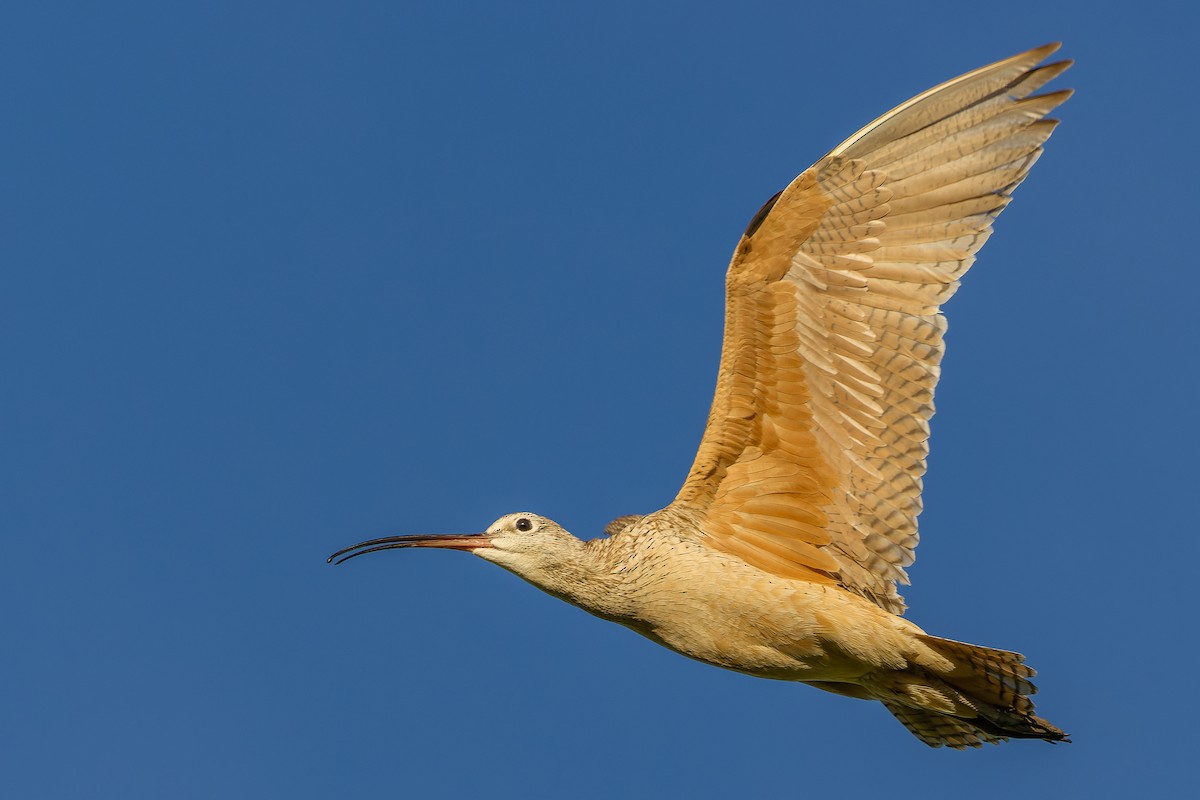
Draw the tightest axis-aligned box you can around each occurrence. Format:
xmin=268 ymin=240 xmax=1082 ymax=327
xmin=668 ymin=44 xmax=1071 ymax=613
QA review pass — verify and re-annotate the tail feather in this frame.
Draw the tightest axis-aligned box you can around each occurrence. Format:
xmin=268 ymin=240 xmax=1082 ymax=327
xmin=879 ymin=635 xmax=1070 ymax=748
xmin=919 ymin=634 xmax=1038 ymax=714
xmin=882 ymin=701 xmax=1004 ymax=749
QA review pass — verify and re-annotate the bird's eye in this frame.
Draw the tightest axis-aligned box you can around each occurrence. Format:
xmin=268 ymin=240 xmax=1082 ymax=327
xmin=515 ymin=517 xmax=533 ymax=532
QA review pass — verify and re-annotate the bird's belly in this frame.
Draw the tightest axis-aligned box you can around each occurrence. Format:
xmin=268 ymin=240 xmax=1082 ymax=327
xmin=625 ymin=576 xmax=907 ymax=683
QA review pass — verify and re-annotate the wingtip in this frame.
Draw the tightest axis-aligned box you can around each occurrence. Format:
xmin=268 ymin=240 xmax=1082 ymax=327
xmin=1036 ymin=58 xmax=1074 ymax=77
xmin=1012 ymin=42 xmax=1063 ymax=68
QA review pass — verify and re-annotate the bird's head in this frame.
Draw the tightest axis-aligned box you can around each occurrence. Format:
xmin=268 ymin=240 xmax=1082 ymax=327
xmin=328 ymin=512 xmax=584 ymax=583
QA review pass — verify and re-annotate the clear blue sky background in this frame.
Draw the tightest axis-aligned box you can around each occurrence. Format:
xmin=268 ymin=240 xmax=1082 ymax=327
xmin=4 ymin=2 xmax=1194 ymax=798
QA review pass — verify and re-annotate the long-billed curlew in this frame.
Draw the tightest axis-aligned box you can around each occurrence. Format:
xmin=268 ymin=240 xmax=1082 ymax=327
xmin=331 ymin=44 xmax=1072 ymax=748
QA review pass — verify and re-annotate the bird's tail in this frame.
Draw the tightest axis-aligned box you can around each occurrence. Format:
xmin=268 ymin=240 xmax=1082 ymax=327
xmin=881 ymin=635 xmax=1069 ymax=749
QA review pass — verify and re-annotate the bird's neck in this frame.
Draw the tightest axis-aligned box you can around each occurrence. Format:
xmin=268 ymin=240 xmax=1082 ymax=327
xmin=524 ymin=538 xmax=641 ymax=623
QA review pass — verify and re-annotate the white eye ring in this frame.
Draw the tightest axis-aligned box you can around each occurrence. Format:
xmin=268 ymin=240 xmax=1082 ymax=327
xmin=515 ymin=517 xmax=533 ymax=532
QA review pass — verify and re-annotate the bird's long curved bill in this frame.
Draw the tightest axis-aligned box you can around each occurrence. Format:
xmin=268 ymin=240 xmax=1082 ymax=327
xmin=327 ymin=533 xmax=492 ymax=565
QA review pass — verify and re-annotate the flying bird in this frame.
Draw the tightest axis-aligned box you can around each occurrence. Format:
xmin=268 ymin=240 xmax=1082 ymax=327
xmin=331 ymin=44 xmax=1072 ymax=748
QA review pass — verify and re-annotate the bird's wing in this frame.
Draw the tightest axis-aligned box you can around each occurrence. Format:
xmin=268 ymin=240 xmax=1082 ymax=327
xmin=668 ymin=44 xmax=1071 ymax=613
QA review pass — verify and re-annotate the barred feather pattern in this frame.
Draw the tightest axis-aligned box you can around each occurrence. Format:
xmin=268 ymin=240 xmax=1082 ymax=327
xmin=672 ymin=43 xmax=1072 ymax=613
xmin=882 ymin=701 xmax=1005 ymax=749
xmin=921 ymin=634 xmax=1038 ymax=714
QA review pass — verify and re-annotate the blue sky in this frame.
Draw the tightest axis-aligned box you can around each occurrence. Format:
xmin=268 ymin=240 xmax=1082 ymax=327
xmin=3 ymin=1 xmax=1195 ymax=797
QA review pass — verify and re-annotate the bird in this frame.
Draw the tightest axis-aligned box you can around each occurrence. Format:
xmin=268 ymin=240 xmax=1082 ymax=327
xmin=330 ymin=43 xmax=1072 ymax=749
